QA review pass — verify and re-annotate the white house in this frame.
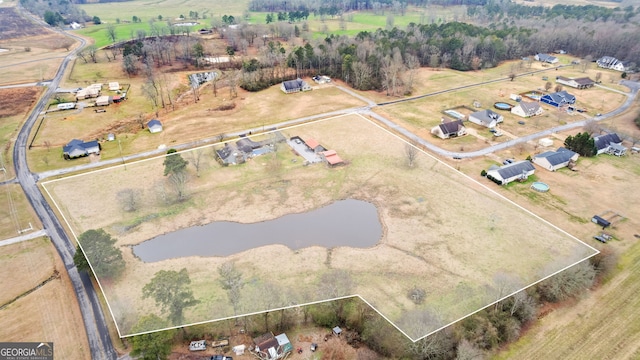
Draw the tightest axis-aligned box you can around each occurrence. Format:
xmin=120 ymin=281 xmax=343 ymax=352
xmin=511 ymin=101 xmax=543 ymax=118
xmin=147 ymin=119 xmax=163 ymax=133
xmin=486 ymin=160 xmax=535 ymax=185
xmin=431 ymin=119 xmax=467 ymax=139
xmin=108 ymin=82 xmax=121 ymax=91
xmin=280 ymin=78 xmax=311 ymax=94
xmin=555 ymin=76 xmax=594 ymax=89
xmin=594 ymin=133 xmax=627 ymax=156
xmin=534 ymin=53 xmax=559 ymax=64
xmin=596 ymin=56 xmax=628 ymax=72
xmin=532 ymin=147 xmax=579 ymax=171
xmin=468 ymin=109 xmax=503 ymax=128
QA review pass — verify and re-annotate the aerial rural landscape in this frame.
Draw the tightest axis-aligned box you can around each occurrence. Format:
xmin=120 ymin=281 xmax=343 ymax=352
xmin=1 ymin=0 xmax=639 ymax=359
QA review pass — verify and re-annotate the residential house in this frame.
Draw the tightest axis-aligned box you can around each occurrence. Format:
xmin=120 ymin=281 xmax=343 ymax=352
xmin=108 ymin=82 xmax=121 ymax=91
xmin=216 ymin=143 xmax=243 ymax=165
xmin=532 ymin=147 xmax=579 ymax=171
xmin=63 ymin=139 xmax=101 ymax=160
xmin=511 ymin=101 xmax=543 ymax=118
xmin=594 ymin=133 xmax=627 ymax=156
xmin=280 ymin=78 xmax=312 ymax=94
xmin=486 ymin=160 xmax=536 ymax=185
xmin=468 ymin=109 xmax=503 ymax=128
xmin=534 ymin=53 xmax=559 ymax=64
xmin=253 ymin=333 xmax=292 ymax=360
xmin=540 ymin=90 xmax=576 ymax=107
xmin=147 ymin=119 xmax=163 ymax=133
xmin=320 ymin=150 xmax=344 ymax=166
xmin=555 ymin=76 xmax=595 ymax=89
xmin=597 ymin=56 xmax=628 ymax=72
xmin=431 ymin=119 xmax=467 ymax=139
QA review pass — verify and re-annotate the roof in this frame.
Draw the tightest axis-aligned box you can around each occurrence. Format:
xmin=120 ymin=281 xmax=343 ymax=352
xmin=439 ymin=119 xmax=465 ymax=134
xmin=536 ymin=53 xmax=558 ymax=62
xmin=304 ymin=138 xmax=321 ymax=150
xmin=471 ymin=109 xmax=502 ymax=125
xmin=282 ymin=78 xmax=306 ymax=91
xmin=594 ymin=133 xmax=622 ymax=150
xmin=543 ymin=91 xmax=575 ymax=104
xmin=496 ymin=160 xmax=535 ymax=180
xmin=534 ymin=147 xmax=577 ymax=166
xmin=236 ymin=137 xmax=261 ymax=153
xmin=574 ymin=77 xmax=594 ymax=85
xmin=322 ymin=150 xmax=344 ymax=165
xmin=517 ymin=101 xmax=541 ymax=115
xmin=256 ymin=338 xmax=279 ymax=353
xmin=147 ymin=119 xmax=162 ymax=127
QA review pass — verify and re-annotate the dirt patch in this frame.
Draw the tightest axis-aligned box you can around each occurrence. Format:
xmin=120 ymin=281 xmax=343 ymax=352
xmin=0 ymin=87 xmax=42 ymax=118
xmin=0 ymin=8 xmax=49 ymax=40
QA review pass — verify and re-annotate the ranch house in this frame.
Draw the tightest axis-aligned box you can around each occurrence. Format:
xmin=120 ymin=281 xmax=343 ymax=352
xmin=594 ymin=133 xmax=627 ymax=156
xmin=469 ymin=109 xmax=503 ymax=129
xmin=555 ymin=76 xmax=595 ymax=89
xmin=532 ymin=147 xmax=579 ymax=171
xmin=511 ymin=101 xmax=543 ymax=118
xmin=486 ymin=160 xmax=536 ymax=185
xmin=63 ymin=139 xmax=100 ymax=160
xmin=431 ymin=119 xmax=467 ymax=139
xmin=534 ymin=53 xmax=559 ymax=64
xmin=280 ymin=78 xmax=311 ymax=94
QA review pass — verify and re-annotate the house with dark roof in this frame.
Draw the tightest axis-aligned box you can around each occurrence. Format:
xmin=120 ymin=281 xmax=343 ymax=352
xmin=511 ymin=101 xmax=543 ymax=118
xmin=532 ymin=147 xmax=579 ymax=171
xmin=147 ymin=119 xmax=163 ymax=133
xmin=594 ymin=133 xmax=627 ymax=156
xmin=534 ymin=53 xmax=559 ymax=64
xmin=280 ymin=78 xmax=311 ymax=94
xmin=431 ymin=119 xmax=467 ymax=139
xmin=468 ymin=109 xmax=503 ymax=128
xmin=597 ymin=56 xmax=628 ymax=72
xmin=555 ymin=76 xmax=595 ymax=89
xmin=540 ymin=90 xmax=576 ymax=107
xmin=63 ymin=139 xmax=101 ymax=160
xmin=486 ymin=160 xmax=535 ymax=185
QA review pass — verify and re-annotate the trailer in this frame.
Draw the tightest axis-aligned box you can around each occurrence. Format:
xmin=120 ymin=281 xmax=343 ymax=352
xmin=57 ymin=102 xmax=76 ymax=110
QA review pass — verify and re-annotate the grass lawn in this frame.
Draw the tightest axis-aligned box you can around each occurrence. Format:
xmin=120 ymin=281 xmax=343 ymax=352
xmin=44 ymin=113 xmax=595 ymax=338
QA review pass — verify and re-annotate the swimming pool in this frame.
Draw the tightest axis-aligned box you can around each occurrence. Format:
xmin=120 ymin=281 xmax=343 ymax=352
xmin=531 ymin=182 xmax=550 ymax=192
xmin=494 ymin=102 xmax=513 ymax=110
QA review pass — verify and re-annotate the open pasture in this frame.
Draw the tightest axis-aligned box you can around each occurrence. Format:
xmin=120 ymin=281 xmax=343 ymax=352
xmin=44 ymin=113 xmax=596 ymax=339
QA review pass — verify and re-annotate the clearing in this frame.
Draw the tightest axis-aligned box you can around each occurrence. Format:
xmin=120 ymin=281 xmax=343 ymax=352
xmin=43 ymin=113 xmax=596 ymax=339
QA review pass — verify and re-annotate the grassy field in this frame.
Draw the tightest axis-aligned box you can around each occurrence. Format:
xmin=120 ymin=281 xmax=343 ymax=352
xmin=0 ymin=238 xmax=91 ymax=360
xmin=44 ymin=113 xmax=595 ymax=338
xmin=494 ymin=239 xmax=640 ymax=359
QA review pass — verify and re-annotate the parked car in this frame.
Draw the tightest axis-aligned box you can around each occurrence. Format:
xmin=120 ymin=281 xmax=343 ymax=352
xmin=311 ymin=343 xmax=318 ymax=352
xmin=210 ymin=356 xmax=232 ymax=360
xmin=593 ymin=235 xmax=607 ymax=243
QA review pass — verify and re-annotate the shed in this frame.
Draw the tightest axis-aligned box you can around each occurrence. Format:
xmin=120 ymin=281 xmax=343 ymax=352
xmin=333 ymin=326 xmax=343 ymax=336
xmin=232 ymin=344 xmax=246 ymax=356
xmin=189 ymin=340 xmax=206 ymax=351
xmin=108 ymin=82 xmax=121 ymax=91
xmin=320 ymin=150 xmax=344 ymax=166
xmin=95 ymin=95 xmax=110 ymax=106
xmin=538 ymin=138 xmax=554 ymax=147
xmin=147 ymin=119 xmax=163 ymax=133
xmin=107 ymin=133 xmax=115 ymax=141
xmin=275 ymin=333 xmax=293 ymax=354
xmin=591 ymin=215 xmax=611 ymax=229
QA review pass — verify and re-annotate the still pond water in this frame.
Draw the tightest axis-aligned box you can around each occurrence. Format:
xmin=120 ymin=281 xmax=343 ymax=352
xmin=133 ymin=199 xmax=382 ymax=262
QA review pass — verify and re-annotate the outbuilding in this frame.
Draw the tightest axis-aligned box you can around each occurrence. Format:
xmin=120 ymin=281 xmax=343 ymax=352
xmin=147 ymin=119 xmax=163 ymax=133
xmin=591 ymin=215 xmax=611 ymax=229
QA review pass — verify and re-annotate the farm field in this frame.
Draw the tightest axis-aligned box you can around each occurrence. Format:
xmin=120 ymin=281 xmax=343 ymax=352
xmin=0 ymin=237 xmax=91 ymax=360
xmin=77 ymin=0 xmax=250 ymax=25
xmin=43 ymin=113 xmax=596 ymax=339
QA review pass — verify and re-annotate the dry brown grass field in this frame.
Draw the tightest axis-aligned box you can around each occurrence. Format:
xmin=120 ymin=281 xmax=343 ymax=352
xmin=0 ymin=238 xmax=91 ymax=360
xmin=44 ymin=114 xmax=596 ymax=338
xmin=0 ymin=184 xmax=41 ymax=239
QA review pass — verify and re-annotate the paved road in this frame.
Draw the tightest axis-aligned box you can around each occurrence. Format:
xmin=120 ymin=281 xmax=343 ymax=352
xmin=0 ymin=229 xmax=47 ymax=247
xmin=11 ymin=6 xmax=117 ymax=360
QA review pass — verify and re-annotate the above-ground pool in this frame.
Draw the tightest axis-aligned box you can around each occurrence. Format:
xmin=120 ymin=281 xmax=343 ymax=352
xmin=531 ymin=182 xmax=550 ymax=192
xmin=444 ymin=109 xmax=466 ymax=120
xmin=494 ymin=102 xmax=513 ymax=110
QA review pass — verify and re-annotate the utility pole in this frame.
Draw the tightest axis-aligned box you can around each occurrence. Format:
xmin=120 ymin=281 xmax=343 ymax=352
xmin=118 ymin=138 xmax=126 ymax=170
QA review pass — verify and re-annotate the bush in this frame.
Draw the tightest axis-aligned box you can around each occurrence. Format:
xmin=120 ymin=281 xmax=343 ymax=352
xmin=536 ymin=261 xmax=596 ymax=302
xmin=480 ymin=169 xmax=487 ymax=177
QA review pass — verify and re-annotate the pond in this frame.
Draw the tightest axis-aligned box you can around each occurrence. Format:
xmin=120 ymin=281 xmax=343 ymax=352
xmin=132 ymin=199 xmax=382 ymax=262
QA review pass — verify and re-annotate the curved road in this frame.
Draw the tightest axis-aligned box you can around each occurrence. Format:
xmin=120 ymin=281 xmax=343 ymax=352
xmin=12 ymin=7 xmax=117 ymax=360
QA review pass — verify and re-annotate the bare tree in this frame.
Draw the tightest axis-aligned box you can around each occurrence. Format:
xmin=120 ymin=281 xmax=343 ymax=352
xmin=544 ymin=81 xmax=552 ymax=92
xmin=168 ymin=171 xmax=189 ymax=201
xmin=405 ymin=142 xmax=418 ymax=168
xmin=554 ymin=84 xmax=563 ymax=92
xmin=117 ymin=188 xmax=141 ymax=212
xmin=595 ymin=72 xmax=602 ymax=83
xmin=581 ymin=55 xmax=592 ymax=73
xmin=218 ymin=262 xmax=244 ymax=319
xmin=87 ymin=45 xmax=98 ymax=63
xmin=455 ymin=339 xmax=485 ymax=360
xmin=226 ymin=69 xmax=239 ymax=98
xmin=583 ymin=120 xmax=600 ymax=135
xmin=404 ymin=53 xmax=420 ymax=93
xmin=106 ymin=23 xmax=117 ymax=43
xmin=188 ymin=149 xmax=205 ymax=177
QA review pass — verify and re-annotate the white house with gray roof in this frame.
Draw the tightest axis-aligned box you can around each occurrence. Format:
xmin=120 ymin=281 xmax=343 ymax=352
xmin=486 ymin=160 xmax=535 ymax=185
xmin=596 ymin=56 xmax=628 ymax=72
xmin=532 ymin=147 xmax=579 ymax=171
xmin=431 ymin=119 xmax=466 ymax=139
xmin=594 ymin=133 xmax=627 ymax=156
xmin=534 ymin=53 xmax=559 ymax=64
xmin=469 ymin=109 xmax=503 ymax=128
xmin=511 ymin=101 xmax=543 ymax=118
